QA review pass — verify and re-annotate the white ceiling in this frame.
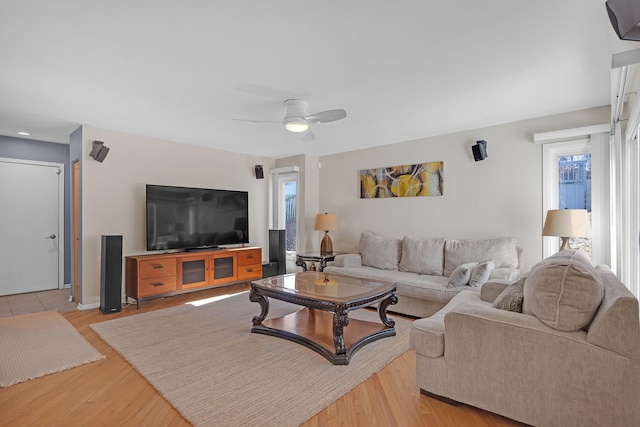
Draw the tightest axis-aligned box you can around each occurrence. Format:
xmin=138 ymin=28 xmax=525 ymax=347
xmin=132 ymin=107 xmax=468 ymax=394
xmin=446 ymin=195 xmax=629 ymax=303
xmin=0 ymin=1 xmax=635 ymax=158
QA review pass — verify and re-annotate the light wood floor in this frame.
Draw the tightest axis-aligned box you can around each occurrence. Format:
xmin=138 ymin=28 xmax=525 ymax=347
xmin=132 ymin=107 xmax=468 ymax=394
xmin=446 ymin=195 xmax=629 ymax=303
xmin=0 ymin=283 xmax=524 ymax=426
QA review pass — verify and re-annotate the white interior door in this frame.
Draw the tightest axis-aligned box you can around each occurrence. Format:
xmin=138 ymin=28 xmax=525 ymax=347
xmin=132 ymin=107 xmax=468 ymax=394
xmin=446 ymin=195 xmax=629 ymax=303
xmin=0 ymin=158 xmax=62 ymax=296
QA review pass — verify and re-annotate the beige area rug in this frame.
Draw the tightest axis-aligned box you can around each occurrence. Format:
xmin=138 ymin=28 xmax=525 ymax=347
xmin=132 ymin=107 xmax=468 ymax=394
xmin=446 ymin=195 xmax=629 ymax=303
xmin=90 ymin=292 xmax=411 ymax=427
xmin=0 ymin=311 xmax=104 ymax=387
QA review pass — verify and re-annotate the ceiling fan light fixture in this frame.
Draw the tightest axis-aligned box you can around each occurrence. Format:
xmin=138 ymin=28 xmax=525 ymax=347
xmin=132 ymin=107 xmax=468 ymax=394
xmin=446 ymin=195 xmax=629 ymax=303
xmin=284 ymin=116 xmax=309 ymax=133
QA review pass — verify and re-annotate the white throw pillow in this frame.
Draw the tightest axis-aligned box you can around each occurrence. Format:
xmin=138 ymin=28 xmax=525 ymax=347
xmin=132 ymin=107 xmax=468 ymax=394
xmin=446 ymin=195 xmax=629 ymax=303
xmin=469 ymin=260 xmax=495 ymax=287
xmin=447 ymin=262 xmax=478 ymax=287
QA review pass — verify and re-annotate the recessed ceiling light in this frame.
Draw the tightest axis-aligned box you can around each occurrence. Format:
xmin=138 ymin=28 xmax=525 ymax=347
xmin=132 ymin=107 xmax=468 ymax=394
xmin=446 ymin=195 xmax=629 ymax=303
xmin=17 ymin=131 xmax=30 ymax=136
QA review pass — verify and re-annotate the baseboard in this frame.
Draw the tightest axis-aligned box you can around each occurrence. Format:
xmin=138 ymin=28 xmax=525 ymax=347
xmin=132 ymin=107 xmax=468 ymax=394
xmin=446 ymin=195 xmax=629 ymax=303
xmin=77 ymin=302 xmax=100 ymax=311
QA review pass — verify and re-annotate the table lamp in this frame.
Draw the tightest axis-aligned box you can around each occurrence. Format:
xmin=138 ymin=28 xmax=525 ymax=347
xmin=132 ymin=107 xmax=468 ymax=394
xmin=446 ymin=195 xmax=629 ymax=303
xmin=542 ymin=209 xmax=591 ymax=251
xmin=314 ymin=213 xmax=338 ymax=254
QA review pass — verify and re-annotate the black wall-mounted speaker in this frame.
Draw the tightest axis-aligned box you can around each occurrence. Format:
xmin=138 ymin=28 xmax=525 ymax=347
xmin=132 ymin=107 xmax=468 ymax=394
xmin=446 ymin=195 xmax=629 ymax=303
xmin=606 ymin=0 xmax=640 ymax=41
xmin=472 ymin=140 xmax=488 ymax=161
xmin=100 ymin=235 xmax=123 ymax=314
xmin=89 ymin=140 xmax=110 ymax=162
xmin=255 ymin=165 xmax=264 ymax=179
xmin=269 ymin=229 xmax=286 ymax=275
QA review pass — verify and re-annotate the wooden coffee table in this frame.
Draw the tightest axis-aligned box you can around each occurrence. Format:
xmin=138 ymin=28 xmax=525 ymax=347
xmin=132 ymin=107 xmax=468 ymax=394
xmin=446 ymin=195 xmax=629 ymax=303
xmin=249 ymin=271 xmax=397 ymax=365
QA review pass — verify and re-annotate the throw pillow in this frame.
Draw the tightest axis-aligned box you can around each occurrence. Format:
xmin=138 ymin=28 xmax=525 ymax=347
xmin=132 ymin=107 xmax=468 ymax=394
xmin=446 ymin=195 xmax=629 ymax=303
xmin=359 ymin=231 xmax=402 ymax=270
xmin=469 ymin=260 xmax=495 ymax=287
xmin=447 ymin=262 xmax=478 ymax=287
xmin=523 ymin=249 xmax=604 ymax=331
xmin=398 ymin=236 xmax=445 ymax=275
xmin=492 ymin=277 xmax=525 ymax=312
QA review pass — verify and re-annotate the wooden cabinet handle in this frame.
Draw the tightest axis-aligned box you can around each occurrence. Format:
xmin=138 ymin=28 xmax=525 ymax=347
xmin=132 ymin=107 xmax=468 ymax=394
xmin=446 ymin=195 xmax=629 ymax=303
xmin=246 ymin=268 xmax=253 ymax=272
xmin=152 ymin=264 xmax=164 ymax=269
xmin=151 ymin=282 xmax=164 ymax=287
xmin=247 ymin=255 xmax=254 ymax=259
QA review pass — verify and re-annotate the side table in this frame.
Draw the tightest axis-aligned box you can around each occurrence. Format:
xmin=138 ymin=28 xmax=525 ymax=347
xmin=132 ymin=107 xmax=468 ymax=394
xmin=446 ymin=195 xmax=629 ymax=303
xmin=296 ymin=251 xmax=345 ymax=272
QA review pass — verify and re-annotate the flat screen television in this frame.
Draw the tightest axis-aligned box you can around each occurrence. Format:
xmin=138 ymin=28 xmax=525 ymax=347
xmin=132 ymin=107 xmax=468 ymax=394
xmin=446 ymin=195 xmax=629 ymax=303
xmin=146 ymin=184 xmax=249 ymax=251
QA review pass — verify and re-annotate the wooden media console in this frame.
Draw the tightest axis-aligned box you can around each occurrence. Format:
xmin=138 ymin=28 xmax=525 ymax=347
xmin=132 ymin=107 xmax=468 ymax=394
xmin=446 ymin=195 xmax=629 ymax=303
xmin=125 ymin=246 xmax=262 ymax=308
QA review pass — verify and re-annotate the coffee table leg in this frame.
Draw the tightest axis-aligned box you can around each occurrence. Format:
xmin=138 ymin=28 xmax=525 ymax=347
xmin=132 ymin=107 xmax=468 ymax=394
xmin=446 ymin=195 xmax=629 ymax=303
xmin=333 ymin=305 xmax=349 ymax=355
xmin=249 ymin=287 xmax=270 ymax=325
xmin=378 ymin=293 xmax=398 ymax=327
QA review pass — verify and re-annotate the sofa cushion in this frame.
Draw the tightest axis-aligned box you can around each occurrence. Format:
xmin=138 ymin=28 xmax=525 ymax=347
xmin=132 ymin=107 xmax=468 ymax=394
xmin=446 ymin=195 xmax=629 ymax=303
xmin=524 ymin=249 xmax=604 ymax=331
xmin=447 ymin=262 xmax=477 ymax=287
xmin=469 ymin=260 xmax=495 ymax=287
xmin=489 ymin=267 xmax=522 ymax=281
xmin=323 ymin=265 xmax=469 ymax=304
xmin=359 ymin=231 xmax=401 ymax=270
xmin=492 ymin=277 xmax=525 ymax=312
xmin=444 ymin=237 xmax=519 ymax=276
xmin=399 ymin=237 xmax=445 ymax=275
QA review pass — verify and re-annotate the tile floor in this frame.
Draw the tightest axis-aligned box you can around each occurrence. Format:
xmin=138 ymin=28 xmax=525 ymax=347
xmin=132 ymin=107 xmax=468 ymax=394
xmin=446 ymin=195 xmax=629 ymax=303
xmin=0 ymin=288 xmax=77 ymax=317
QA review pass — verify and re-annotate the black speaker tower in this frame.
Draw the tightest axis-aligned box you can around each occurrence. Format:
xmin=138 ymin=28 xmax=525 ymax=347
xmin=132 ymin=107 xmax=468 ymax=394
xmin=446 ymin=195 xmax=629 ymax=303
xmin=100 ymin=235 xmax=123 ymax=314
xmin=269 ymin=229 xmax=286 ymax=275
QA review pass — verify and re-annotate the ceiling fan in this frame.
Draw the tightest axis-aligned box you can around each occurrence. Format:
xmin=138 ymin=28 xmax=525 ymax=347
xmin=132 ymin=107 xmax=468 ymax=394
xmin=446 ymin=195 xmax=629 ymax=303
xmin=234 ymin=99 xmax=347 ymax=142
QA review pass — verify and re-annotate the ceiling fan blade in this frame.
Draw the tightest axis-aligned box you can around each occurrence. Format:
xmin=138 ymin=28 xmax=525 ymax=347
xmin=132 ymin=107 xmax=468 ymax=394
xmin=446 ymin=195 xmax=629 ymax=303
xmin=299 ymin=129 xmax=315 ymax=142
xmin=306 ymin=109 xmax=346 ymax=124
xmin=232 ymin=118 xmax=280 ymax=124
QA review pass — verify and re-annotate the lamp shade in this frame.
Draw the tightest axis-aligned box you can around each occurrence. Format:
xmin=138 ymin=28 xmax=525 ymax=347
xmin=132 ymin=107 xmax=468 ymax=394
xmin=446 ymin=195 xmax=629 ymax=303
xmin=542 ymin=209 xmax=591 ymax=238
xmin=314 ymin=213 xmax=338 ymax=231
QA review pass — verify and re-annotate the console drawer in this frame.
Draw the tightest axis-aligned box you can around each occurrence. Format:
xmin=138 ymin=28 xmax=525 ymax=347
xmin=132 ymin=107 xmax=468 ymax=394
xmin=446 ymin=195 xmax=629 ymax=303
xmin=139 ymin=276 xmax=177 ymax=296
xmin=139 ymin=259 xmax=177 ymax=278
xmin=237 ymin=249 xmax=261 ymax=266
xmin=237 ymin=264 xmax=262 ymax=280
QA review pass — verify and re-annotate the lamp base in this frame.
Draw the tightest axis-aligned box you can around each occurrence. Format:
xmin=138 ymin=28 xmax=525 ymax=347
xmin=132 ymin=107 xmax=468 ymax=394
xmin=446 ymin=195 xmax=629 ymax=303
xmin=560 ymin=237 xmax=571 ymax=251
xmin=320 ymin=231 xmax=333 ymax=254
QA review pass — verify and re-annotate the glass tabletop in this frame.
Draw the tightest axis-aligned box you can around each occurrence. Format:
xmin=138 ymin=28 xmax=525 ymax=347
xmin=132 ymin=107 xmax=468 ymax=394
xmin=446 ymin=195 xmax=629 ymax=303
xmin=252 ymin=271 xmax=394 ymax=302
xmin=296 ymin=251 xmax=345 ymax=258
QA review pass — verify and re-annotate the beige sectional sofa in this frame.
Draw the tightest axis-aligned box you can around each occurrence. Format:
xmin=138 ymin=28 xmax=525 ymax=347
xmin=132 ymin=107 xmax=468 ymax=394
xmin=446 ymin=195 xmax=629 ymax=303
xmin=323 ymin=232 xmax=524 ymax=318
xmin=410 ymin=249 xmax=640 ymax=426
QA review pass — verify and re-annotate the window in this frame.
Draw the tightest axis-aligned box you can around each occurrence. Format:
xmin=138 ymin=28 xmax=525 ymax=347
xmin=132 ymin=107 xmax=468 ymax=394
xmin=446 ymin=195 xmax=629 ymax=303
xmin=271 ymin=167 xmax=300 ymax=259
xmin=543 ymin=139 xmax=592 ymax=258
xmin=615 ymin=120 xmax=640 ymax=296
xmin=558 ymin=153 xmax=592 ymax=256
xmin=284 ymin=181 xmax=297 ymax=252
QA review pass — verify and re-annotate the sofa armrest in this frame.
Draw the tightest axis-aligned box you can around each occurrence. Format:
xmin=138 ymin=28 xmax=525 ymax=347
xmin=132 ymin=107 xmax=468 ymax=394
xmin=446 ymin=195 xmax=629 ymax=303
xmin=480 ymin=281 xmax=510 ymax=303
xmin=333 ymin=253 xmax=362 ymax=268
xmin=442 ymin=302 xmax=640 ymax=426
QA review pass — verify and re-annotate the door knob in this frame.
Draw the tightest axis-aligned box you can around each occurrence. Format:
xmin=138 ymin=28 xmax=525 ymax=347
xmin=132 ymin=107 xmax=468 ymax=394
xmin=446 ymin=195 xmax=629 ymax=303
xmin=46 ymin=234 xmax=56 ymax=239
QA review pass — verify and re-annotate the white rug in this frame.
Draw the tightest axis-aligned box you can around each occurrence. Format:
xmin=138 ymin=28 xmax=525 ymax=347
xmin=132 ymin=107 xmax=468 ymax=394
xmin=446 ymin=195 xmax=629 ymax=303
xmin=0 ymin=311 xmax=104 ymax=387
xmin=90 ymin=292 xmax=411 ymax=427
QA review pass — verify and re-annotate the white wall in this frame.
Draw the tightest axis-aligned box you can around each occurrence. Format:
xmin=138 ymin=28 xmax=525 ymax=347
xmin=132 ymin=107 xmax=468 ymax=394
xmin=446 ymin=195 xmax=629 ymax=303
xmin=319 ymin=106 xmax=610 ymax=271
xmin=80 ymin=126 xmax=274 ymax=305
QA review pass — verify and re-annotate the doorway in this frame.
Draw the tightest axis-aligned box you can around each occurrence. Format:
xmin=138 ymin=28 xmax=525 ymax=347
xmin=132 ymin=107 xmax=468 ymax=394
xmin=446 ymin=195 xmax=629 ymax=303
xmin=542 ymin=140 xmax=592 ymax=259
xmin=0 ymin=158 xmax=64 ymax=296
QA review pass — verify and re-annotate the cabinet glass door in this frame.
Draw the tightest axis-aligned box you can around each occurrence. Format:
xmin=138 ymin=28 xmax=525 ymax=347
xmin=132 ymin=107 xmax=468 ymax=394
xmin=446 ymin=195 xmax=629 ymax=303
xmin=181 ymin=258 xmax=207 ymax=288
xmin=212 ymin=255 xmax=236 ymax=283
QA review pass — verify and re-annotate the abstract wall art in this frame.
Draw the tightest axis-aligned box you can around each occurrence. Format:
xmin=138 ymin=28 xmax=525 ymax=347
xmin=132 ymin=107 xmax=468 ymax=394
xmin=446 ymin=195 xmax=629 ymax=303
xmin=359 ymin=161 xmax=443 ymax=199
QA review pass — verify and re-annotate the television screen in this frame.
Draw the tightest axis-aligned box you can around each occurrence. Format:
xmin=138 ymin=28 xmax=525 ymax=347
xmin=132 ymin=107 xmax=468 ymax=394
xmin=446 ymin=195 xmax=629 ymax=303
xmin=146 ymin=185 xmax=249 ymax=251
